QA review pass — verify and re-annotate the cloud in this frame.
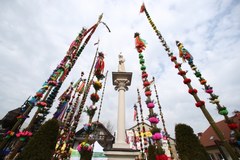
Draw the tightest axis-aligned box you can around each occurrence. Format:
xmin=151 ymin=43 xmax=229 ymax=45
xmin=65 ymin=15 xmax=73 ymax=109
xmin=0 ymin=0 xmax=240 ymax=141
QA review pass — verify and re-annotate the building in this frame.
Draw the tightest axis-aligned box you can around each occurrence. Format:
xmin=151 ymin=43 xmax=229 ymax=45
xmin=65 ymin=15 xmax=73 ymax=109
xmin=74 ymin=121 xmax=115 ymax=150
xmin=126 ymin=122 xmax=179 ymax=160
xmin=199 ymin=113 xmax=240 ymax=160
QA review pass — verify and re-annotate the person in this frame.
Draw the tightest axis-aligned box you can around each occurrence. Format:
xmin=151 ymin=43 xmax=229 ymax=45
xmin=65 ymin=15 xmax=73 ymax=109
xmin=118 ymin=53 xmax=125 ymax=72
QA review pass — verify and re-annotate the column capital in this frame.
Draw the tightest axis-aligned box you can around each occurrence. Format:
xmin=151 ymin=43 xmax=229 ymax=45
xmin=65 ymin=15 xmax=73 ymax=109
xmin=114 ymin=79 xmax=130 ymax=91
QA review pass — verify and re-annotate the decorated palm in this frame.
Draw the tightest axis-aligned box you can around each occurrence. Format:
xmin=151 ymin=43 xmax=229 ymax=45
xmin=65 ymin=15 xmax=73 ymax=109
xmin=139 ymin=3 xmax=238 ymax=160
xmin=176 ymin=41 xmax=240 ymax=144
xmin=134 ymin=32 xmax=167 ymax=159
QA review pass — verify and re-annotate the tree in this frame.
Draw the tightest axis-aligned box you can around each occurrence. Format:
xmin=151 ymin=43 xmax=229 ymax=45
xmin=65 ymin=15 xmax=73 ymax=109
xmin=175 ymin=123 xmax=210 ymax=160
xmin=18 ymin=119 xmax=59 ymax=160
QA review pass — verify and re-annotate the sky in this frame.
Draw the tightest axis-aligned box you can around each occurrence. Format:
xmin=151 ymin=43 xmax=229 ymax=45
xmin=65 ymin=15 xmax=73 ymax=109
xmin=0 ymin=0 xmax=240 ymax=139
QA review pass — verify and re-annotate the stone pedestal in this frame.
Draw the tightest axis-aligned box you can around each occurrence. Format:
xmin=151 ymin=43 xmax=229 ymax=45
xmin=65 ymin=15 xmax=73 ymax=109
xmin=104 ymin=148 xmax=139 ymax=160
xmin=103 ymin=72 xmax=139 ymax=160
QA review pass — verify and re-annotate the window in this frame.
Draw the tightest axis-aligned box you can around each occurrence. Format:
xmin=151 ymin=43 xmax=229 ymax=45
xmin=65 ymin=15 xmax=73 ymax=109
xmin=209 ymin=153 xmax=216 ymax=160
xmin=216 ymin=153 xmax=224 ymax=160
xmin=210 ymin=136 xmax=214 ymax=140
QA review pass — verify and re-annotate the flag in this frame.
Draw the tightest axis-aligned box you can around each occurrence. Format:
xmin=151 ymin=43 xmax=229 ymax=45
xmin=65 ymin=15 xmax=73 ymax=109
xmin=134 ymin=33 xmax=146 ymax=53
xmin=140 ymin=3 xmax=146 ymax=13
xmin=77 ymin=81 xmax=85 ymax=93
xmin=94 ymin=40 xmax=99 ymax=45
xmin=133 ymin=105 xmax=137 ymax=121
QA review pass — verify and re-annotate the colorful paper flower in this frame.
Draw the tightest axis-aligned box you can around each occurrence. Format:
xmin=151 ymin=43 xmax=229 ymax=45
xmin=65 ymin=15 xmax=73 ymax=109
xmin=148 ymin=117 xmax=159 ymax=124
xmin=171 ymin=56 xmax=177 ymax=62
xmin=4 ymin=130 xmax=15 ymax=139
xmin=90 ymin=93 xmax=99 ymax=103
xmin=200 ymin=79 xmax=207 ymax=85
xmin=147 ymin=102 xmax=155 ymax=109
xmin=183 ymin=78 xmax=191 ymax=84
xmin=142 ymin=72 xmax=148 ymax=79
xmin=36 ymin=101 xmax=47 ymax=108
xmin=93 ymin=81 xmax=102 ymax=91
xmin=48 ymin=80 xmax=58 ymax=86
xmin=152 ymin=133 xmax=162 ymax=140
xmin=228 ymin=123 xmax=238 ymax=130
xmin=77 ymin=142 xmax=93 ymax=152
xmin=188 ymin=88 xmax=198 ymax=95
xmin=195 ymin=101 xmax=205 ymax=107
xmin=16 ymin=131 xmax=32 ymax=141
xmin=178 ymin=70 xmax=187 ymax=76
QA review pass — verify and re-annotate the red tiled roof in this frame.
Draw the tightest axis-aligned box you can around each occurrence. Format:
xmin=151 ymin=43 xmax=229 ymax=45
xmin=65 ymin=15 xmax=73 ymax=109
xmin=199 ymin=114 xmax=240 ymax=147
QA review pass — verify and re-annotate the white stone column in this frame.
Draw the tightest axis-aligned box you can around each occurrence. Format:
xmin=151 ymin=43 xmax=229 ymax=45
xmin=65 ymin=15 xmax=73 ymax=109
xmin=104 ymin=66 xmax=139 ymax=160
xmin=114 ymin=79 xmax=129 ymax=146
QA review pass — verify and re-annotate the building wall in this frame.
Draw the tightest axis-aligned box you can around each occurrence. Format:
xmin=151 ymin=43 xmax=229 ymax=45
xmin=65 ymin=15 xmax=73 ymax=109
xmin=126 ymin=124 xmax=179 ymax=160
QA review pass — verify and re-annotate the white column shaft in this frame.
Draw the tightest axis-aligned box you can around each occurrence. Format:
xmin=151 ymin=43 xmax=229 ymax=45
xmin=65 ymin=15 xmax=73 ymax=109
xmin=116 ymin=88 xmax=126 ymax=143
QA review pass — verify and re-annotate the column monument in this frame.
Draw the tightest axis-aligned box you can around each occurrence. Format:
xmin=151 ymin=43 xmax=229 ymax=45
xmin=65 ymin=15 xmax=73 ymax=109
xmin=104 ymin=53 xmax=139 ymax=160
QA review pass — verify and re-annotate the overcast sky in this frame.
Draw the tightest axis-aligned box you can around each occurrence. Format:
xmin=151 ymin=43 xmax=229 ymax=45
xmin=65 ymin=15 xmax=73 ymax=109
xmin=0 ymin=0 xmax=240 ymax=138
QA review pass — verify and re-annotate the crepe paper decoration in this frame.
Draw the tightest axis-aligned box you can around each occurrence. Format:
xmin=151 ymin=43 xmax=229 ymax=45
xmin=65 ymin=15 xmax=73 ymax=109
xmin=77 ymin=142 xmax=93 ymax=152
xmin=209 ymin=99 xmax=220 ymax=104
xmin=143 ymin=81 xmax=151 ymax=87
xmin=134 ymin=32 xmax=146 ymax=53
xmin=35 ymin=92 xmax=43 ymax=98
xmin=200 ymin=79 xmax=207 ymax=85
xmin=183 ymin=78 xmax=191 ymax=84
xmin=156 ymin=154 xmax=168 ymax=160
xmin=93 ymin=81 xmax=102 ymax=91
xmin=219 ymin=108 xmax=228 ymax=116
xmin=84 ymin=105 xmax=98 ymax=117
xmin=178 ymin=70 xmax=187 ymax=76
xmin=140 ymin=3 xmax=146 ymax=13
xmin=90 ymin=93 xmax=100 ymax=102
xmin=171 ymin=56 xmax=177 ymax=62
xmin=194 ymin=71 xmax=201 ymax=77
xmin=195 ymin=101 xmax=205 ymax=108
xmin=16 ymin=131 xmax=32 ymax=141
xmin=16 ymin=115 xmax=29 ymax=121
xmin=145 ymin=91 xmax=152 ymax=97
xmin=148 ymin=117 xmax=159 ymax=124
xmin=5 ymin=131 xmax=15 ymax=138
xmin=188 ymin=88 xmax=198 ymax=95
xmin=53 ymin=83 xmax=74 ymax=120
xmin=36 ymin=101 xmax=47 ymax=108
xmin=176 ymin=41 xmax=193 ymax=63
xmin=147 ymin=102 xmax=155 ymax=109
xmin=175 ymin=63 xmax=182 ymax=68
xmin=228 ymin=123 xmax=238 ymax=130
xmin=48 ymin=80 xmax=58 ymax=86
xmin=142 ymin=72 xmax=148 ymax=79
xmin=95 ymin=52 xmax=105 ymax=80
xmin=152 ymin=133 xmax=162 ymax=140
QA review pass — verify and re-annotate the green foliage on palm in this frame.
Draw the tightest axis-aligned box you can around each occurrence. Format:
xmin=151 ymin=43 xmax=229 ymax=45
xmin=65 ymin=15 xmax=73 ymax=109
xmin=175 ymin=123 xmax=210 ymax=160
xmin=147 ymin=144 xmax=156 ymax=160
xmin=18 ymin=119 xmax=59 ymax=160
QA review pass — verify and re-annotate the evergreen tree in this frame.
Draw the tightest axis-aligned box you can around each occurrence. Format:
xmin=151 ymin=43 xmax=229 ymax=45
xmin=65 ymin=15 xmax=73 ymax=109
xmin=18 ymin=119 xmax=59 ymax=160
xmin=147 ymin=144 xmax=156 ymax=160
xmin=175 ymin=123 xmax=210 ymax=160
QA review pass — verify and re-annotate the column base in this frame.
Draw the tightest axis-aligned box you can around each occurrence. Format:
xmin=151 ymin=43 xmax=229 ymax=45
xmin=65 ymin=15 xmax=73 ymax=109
xmin=112 ymin=142 xmax=130 ymax=149
xmin=104 ymin=148 xmax=140 ymax=160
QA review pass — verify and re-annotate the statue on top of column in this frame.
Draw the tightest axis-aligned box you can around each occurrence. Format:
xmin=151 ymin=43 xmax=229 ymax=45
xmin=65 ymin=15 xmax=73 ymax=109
xmin=118 ymin=53 xmax=125 ymax=72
